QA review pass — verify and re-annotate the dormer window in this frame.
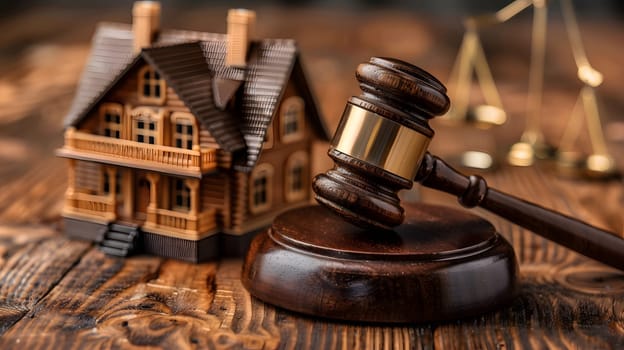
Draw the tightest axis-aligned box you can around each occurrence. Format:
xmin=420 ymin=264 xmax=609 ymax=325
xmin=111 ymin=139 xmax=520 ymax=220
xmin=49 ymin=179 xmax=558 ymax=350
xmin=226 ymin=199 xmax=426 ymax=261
xmin=170 ymin=112 xmax=196 ymax=150
xmin=131 ymin=107 xmax=162 ymax=145
xmin=138 ymin=66 xmax=166 ymax=104
xmin=280 ymin=96 xmax=305 ymax=143
xmin=100 ymin=103 xmax=123 ymax=139
xmin=136 ymin=119 xmax=157 ymax=144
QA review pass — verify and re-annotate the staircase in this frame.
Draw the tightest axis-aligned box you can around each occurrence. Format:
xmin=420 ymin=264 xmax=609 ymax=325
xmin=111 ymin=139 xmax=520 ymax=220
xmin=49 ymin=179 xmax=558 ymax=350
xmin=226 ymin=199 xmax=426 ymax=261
xmin=98 ymin=223 xmax=140 ymax=257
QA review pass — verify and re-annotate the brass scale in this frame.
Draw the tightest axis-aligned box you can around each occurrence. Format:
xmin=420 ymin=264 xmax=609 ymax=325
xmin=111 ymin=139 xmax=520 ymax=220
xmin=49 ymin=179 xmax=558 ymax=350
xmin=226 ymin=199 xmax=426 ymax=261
xmin=444 ymin=0 xmax=617 ymax=178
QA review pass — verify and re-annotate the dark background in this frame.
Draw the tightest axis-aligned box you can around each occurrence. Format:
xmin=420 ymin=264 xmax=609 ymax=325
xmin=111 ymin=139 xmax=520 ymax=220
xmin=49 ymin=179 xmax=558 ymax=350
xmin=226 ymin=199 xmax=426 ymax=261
xmin=2 ymin=0 xmax=624 ymax=17
xmin=0 ymin=0 xmax=622 ymax=182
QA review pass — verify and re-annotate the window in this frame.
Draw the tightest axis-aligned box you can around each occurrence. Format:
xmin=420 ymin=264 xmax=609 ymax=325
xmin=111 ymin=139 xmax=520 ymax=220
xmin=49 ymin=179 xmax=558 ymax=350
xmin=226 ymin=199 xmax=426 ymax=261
xmin=172 ymin=178 xmax=191 ymax=211
xmin=170 ymin=113 xmax=196 ymax=150
xmin=135 ymin=119 xmax=157 ymax=144
xmin=285 ymin=152 xmax=308 ymax=202
xmin=249 ymin=163 xmax=273 ymax=214
xmin=263 ymin=124 xmax=274 ymax=149
xmin=138 ymin=66 xmax=166 ymax=104
xmin=131 ymin=108 xmax=160 ymax=145
xmin=102 ymin=169 xmax=122 ymax=200
xmin=254 ymin=177 xmax=268 ymax=206
xmin=279 ymin=96 xmax=305 ymax=143
xmin=100 ymin=103 xmax=123 ymax=139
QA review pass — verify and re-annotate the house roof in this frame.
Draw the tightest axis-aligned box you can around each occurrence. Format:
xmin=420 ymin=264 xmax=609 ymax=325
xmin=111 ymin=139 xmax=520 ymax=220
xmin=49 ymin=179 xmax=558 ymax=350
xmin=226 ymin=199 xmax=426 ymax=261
xmin=65 ymin=22 xmax=328 ymax=171
xmin=142 ymin=43 xmax=245 ymax=153
xmin=64 ymin=24 xmax=135 ymax=129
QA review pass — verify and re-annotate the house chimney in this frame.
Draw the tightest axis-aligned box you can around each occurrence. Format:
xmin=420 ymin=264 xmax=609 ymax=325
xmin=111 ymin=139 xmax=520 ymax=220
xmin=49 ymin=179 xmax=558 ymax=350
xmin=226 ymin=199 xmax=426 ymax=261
xmin=133 ymin=1 xmax=161 ymax=53
xmin=226 ymin=9 xmax=256 ymax=68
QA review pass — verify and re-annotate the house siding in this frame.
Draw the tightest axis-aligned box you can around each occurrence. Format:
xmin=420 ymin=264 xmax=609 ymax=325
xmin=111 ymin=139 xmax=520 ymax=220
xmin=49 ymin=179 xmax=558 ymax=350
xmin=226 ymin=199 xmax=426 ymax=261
xmin=226 ymin=78 xmax=313 ymax=235
xmin=76 ymin=64 xmax=201 ymax=147
xmin=75 ymin=160 xmax=102 ymax=194
xmin=230 ymin=171 xmax=249 ymax=233
xmin=201 ymin=173 xmax=230 ymax=229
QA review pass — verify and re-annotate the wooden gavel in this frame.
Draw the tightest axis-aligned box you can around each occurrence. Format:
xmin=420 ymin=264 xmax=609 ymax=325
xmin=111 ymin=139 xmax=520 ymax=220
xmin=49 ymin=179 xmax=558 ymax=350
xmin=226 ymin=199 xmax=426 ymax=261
xmin=313 ymin=57 xmax=624 ymax=271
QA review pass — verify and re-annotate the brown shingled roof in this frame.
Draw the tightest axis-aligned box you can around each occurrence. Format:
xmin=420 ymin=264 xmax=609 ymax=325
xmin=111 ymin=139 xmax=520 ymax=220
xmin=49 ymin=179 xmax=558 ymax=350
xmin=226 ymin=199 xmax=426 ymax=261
xmin=226 ymin=40 xmax=302 ymax=169
xmin=64 ymin=23 xmax=135 ymax=127
xmin=65 ymin=23 xmax=328 ymax=171
xmin=142 ymin=42 xmax=246 ymax=153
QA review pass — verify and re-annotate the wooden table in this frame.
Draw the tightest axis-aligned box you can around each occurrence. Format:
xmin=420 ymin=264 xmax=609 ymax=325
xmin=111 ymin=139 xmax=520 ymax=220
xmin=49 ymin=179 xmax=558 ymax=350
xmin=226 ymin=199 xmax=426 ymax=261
xmin=1 ymin=5 xmax=623 ymax=349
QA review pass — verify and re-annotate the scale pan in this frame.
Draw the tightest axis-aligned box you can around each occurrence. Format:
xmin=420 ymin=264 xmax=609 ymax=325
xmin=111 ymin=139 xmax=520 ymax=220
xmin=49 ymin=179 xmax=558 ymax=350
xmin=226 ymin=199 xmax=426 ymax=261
xmin=556 ymin=152 xmax=619 ymax=179
xmin=466 ymin=105 xmax=507 ymax=128
xmin=586 ymin=154 xmax=618 ymax=179
xmin=460 ymin=151 xmax=495 ymax=170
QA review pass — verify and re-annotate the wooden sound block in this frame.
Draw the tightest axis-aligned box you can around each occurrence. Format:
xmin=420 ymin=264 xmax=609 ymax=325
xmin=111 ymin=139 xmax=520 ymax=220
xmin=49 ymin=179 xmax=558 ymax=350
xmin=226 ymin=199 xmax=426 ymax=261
xmin=242 ymin=203 xmax=519 ymax=323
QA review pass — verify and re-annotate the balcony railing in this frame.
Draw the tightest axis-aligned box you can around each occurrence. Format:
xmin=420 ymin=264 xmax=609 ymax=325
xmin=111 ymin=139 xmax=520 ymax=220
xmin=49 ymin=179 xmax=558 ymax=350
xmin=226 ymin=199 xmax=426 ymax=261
xmin=62 ymin=191 xmax=217 ymax=238
xmin=63 ymin=192 xmax=116 ymax=222
xmin=144 ymin=207 xmax=217 ymax=238
xmin=59 ymin=128 xmax=217 ymax=176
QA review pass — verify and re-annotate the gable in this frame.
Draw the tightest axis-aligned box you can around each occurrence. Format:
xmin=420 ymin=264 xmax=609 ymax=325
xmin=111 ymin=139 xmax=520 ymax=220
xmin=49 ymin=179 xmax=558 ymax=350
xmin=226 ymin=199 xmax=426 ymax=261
xmin=215 ymin=43 xmax=328 ymax=171
xmin=73 ymin=62 xmax=145 ymax=131
xmin=64 ymin=24 xmax=135 ymax=127
xmin=142 ymin=43 xmax=246 ymax=153
xmin=239 ymin=57 xmax=330 ymax=168
xmin=291 ymin=57 xmax=330 ymax=143
xmin=231 ymin=41 xmax=299 ymax=170
xmin=64 ymin=22 xmax=230 ymax=128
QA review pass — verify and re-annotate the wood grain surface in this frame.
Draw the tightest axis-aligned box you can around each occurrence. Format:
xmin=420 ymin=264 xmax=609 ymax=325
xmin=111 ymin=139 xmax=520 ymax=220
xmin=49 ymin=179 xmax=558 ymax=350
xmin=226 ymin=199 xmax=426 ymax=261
xmin=1 ymin=5 xmax=624 ymax=349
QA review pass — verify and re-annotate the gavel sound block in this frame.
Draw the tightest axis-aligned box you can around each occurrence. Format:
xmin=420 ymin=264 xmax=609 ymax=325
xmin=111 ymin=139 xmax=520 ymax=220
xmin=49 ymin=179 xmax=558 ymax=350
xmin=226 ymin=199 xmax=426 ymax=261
xmin=242 ymin=57 xmax=624 ymax=323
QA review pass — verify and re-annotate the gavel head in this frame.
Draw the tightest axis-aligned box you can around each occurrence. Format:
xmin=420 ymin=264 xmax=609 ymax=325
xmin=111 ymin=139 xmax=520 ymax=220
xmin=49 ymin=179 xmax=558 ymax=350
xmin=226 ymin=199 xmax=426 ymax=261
xmin=312 ymin=57 xmax=450 ymax=230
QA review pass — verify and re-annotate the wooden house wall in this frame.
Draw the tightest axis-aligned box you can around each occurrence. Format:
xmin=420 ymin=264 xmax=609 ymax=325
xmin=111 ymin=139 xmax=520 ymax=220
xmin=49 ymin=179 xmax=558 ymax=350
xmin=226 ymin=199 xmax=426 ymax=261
xmin=231 ymin=170 xmax=248 ymax=232
xmin=104 ymin=66 xmax=194 ymax=115
xmin=201 ymin=173 xmax=230 ymax=228
xmin=229 ymin=78 xmax=313 ymax=233
xmin=75 ymin=161 xmax=101 ymax=194
xmin=74 ymin=63 xmax=212 ymax=147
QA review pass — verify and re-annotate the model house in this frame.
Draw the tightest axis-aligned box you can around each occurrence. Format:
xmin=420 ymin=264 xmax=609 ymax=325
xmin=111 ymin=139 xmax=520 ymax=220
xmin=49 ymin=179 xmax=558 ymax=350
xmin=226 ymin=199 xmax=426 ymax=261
xmin=57 ymin=2 xmax=328 ymax=262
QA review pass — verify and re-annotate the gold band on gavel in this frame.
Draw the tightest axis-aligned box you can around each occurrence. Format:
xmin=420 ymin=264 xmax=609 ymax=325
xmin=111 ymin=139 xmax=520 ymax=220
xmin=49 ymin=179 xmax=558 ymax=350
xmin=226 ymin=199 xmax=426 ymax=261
xmin=331 ymin=104 xmax=431 ymax=180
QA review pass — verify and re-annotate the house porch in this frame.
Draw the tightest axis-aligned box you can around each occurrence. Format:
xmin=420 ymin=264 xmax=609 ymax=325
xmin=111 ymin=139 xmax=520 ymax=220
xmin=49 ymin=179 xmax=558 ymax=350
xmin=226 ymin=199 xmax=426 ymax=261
xmin=62 ymin=160 xmax=217 ymax=242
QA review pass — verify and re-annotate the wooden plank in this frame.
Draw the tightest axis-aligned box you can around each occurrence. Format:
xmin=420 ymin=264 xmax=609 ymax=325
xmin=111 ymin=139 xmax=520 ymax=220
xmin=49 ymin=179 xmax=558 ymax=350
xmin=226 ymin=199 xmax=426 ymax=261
xmin=0 ymin=158 xmax=66 ymax=224
xmin=486 ymin=165 xmax=582 ymax=267
xmin=545 ymin=174 xmax=623 ymax=237
xmin=0 ymin=304 xmax=28 ymax=335
xmin=1 ymin=227 xmax=621 ymax=349
xmin=0 ymin=225 xmax=91 ymax=335
xmin=0 ymin=249 xmax=163 ymax=348
xmin=433 ymin=273 xmax=624 ymax=349
xmin=209 ymin=259 xmax=436 ymax=350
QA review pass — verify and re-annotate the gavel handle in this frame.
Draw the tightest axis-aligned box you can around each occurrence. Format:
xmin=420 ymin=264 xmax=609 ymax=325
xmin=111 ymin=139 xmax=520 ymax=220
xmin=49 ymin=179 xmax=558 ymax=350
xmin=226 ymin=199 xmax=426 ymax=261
xmin=415 ymin=153 xmax=624 ymax=271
